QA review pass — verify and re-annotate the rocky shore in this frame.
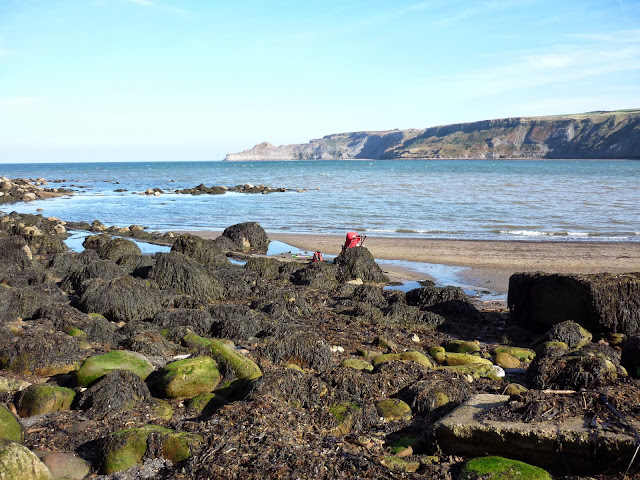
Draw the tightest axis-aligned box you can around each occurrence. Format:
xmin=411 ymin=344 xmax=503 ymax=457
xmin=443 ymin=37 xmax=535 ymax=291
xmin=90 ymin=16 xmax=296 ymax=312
xmin=0 ymin=212 xmax=639 ymax=479
xmin=0 ymin=177 xmax=73 ymax=204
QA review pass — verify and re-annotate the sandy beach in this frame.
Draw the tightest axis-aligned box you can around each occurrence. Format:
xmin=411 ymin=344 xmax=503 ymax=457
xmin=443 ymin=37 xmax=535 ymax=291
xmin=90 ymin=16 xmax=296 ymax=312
xmin=186 ymin=231 xmax=640 ymax=294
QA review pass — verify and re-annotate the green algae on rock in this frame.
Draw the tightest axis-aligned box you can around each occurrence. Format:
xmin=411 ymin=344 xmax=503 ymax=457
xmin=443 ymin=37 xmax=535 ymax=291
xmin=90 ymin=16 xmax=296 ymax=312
xmin=371 ymin=350 xmax=433 ymax=369
xmin=375 ymin=398 xmax=412 ymax=422
xmin=76 ymin=350 xmax=154 ymax=386
xmin=0 ymin=440 xmax=53 ymax=480
xmin=459 ymin=456 xmax=552 ymax=480
xmin=0 ymin=405 xmax=23 ymax=442
xmin=16 ymin=384 xmax=76 ymax=417
xmin=155 ymin=356 xmax=221 ymax=399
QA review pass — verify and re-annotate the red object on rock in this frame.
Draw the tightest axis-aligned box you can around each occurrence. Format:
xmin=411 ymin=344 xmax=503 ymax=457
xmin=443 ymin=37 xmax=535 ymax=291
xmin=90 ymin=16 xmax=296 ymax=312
xmin=343 ymin=231 xmax=366 ymax=250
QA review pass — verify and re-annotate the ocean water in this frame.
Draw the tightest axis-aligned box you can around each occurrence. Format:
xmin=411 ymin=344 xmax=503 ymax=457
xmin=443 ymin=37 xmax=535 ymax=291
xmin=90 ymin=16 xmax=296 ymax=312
xmin=1 ymin=159 xmax=639 ymax=242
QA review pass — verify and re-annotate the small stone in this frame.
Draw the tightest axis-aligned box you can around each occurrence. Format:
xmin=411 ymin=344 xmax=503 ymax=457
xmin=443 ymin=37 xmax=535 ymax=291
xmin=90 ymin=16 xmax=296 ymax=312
xmin=494 ymin=352 xmax=521 ymax=369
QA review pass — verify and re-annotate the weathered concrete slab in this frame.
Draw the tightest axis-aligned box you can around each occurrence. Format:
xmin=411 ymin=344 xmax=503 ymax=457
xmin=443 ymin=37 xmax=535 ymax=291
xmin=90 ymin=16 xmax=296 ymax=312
xmin=508 ymin=272 xmax=640 ymax=335
xmin=431 ymin=393 xmax=640 ymax=474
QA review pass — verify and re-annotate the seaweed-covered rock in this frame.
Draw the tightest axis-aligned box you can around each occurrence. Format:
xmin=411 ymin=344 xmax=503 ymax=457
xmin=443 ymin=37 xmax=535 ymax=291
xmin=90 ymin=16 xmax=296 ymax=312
xmin=290 ymin=262 xmax=340 ymax=290
xmin=118 ymin=321 xmax=182 ymax=357
xmin=16 ymin=384 xmax=75 ymax=417
xmin=77 ymin=369 xmax=152 ymax=418
xmin=82 ymin=234 xmax=111 ymax=252
xmin=171 ymin=233 xmax=229 ymax=266
xmin=76 ymin=350 xmax=154 ymax=387
xmin=97 ymin=236 xmax=142 ymax=262
xmin=545 ymin=320 xmax=593 ymax=348
xmin=375 ymin=398 xmax=412 ymax=422
xmin=0 ymin=405 xmax=23 ymax=442
xmin=101 ymin=425 xmax=203 ymax=474
xmin=398 ymin=370 xmax=473 ymax=414
xmin=406 ymin=285 xmax=478 ymax=318
xmin=77 ymin=276 xmax=164 ymax=323
xmin=0 ymin=235 xmax=32 ymax=269
xmin=622 ymin=335 xmax=640 ymax=377
xmin=154 ymin=356 xmax=221 ymax=398
xmin=243 ymin=367 xmax=327 ymax=408
xmin=208 ymin=265 xmax=257 ymax=298
xmin=0 ymin=284 xmax=67 ymax=323
xmin=209 ymin=305 xmax=273 ymax=341
xmin=351 ymin=284 xmax=388 ymax=308
xmin=508 ymin=272 xmax=640 ymax=335
xmin=334 ymin=246 xmax=389 ymax=284
xmin=63 ymin=258 xmax=128 ymax=293
xmin=383 ymin=303 xmax=445 ymax=329
xmin=244 ymin=257 xmax=282 ymax=280
xmin=446 ymin=340 xmax=481 ymax=354
xmin=221 ymin=222 xmax=269 ymax=253
xmin=250 ymin=286 xmax=313 ymax=320
xmin=0 ymin=326 xmax=84 ymax=375
xmin=47 ymin=249 xmax=100 ymax=278
xmin=151 ymin=308 xmax=213 ymax=336
xmin=262 ymin=330 xmax=332 ymax=371
xmin=149 ymin=252 xmax=222 ymax=301
xmin=37 ymin=304 xmax=119 ymax=345
xmin=526 ymin=349 xmax=621 ymax=390
xmin=0 ymin=440 xmax=53 ymax=480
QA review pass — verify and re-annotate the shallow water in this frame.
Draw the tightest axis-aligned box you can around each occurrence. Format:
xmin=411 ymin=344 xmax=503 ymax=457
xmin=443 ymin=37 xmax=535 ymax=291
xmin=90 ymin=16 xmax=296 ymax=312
xmin=2 ymin=159 xmax=639 ymax=242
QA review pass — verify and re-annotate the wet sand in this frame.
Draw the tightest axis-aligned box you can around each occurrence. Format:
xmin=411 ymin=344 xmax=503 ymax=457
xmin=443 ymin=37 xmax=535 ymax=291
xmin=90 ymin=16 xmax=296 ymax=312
xmin=184 ymin=231 xmax=640 ymax=294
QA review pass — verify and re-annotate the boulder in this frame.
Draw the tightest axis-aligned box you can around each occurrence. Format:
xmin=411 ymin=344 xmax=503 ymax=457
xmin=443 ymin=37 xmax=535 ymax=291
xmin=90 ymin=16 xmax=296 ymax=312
xmin=221 ymin=222 xmax=269 ymax=253
xmin=151 ymin=308 xmax=213 ymax=336
xmin=459 ymin=456 xmax=552 ymax=480
xmin=77 ymin=276 xmax=164 ymax=323
xmin=171 ymin=233 xmax=229 ymax=266
xmin=207 ymin=339 xmax=262 ymax=383
xmin=62 ymin=258 xmax=127 ymax=293
xmin=101 ymin=425 xmax=203 ymax=474
xmin=77 ymin=369 xmax=152 ymax=418
xmin=406 ymin=285 xmax=479 ymax=318
xmin=96 ymin=236 xmax=142 ymax=262
xmin=250 ymin=286 xmax=313 ymax=320
xmin=544 ymin=320 xmax=592 ymax=348
xmin=0 ymin=327 xmax=84 ymax=375
xmin=508 ymin=272 xmax=640 ymax=335
xmin=290 ymin=262 xmax=340 ymax=290
xmin=398 ymin=370 xmax=472 ymax=414
xmin=261 ymin=330 xmax=332 ymax=371
xmin=383 ymin=303 xmax=444 ymax=329
xmin=0 ymin=236 xmax=32 ymax=268
xmin=0 ymin=440 xmax=53 ymax=480
xmin=371 ymin=350 xmax=433 ymax=370
xmin=334 ymin=246 xmax=389 ymax=284
xmin=242 ymin=367 xmax=327 ymax=409
xmin=154 ymin=356 xmax=221 ymax=399
xmin=0 ymin=405 xmax=23 ymax=442
xmin=76 ymin=350 xmax=154 ymax=386
xmin=375 ymin=398 xmax=412 ymax=422
xmin=16 ymin=384 xmax=76 ymax=417
xmin=149 ymin=253 xmax=223 ymax=301
xmin=244 ymin=257 xmax=282 ymax=280
xmin=39 ymin=452 xmax=91 ymax=480
xmin=209 ymin=305 xmax=273 ymax=342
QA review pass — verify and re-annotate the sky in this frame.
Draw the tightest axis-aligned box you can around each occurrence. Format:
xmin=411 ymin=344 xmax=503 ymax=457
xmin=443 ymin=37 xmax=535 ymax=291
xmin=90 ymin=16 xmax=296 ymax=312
xmin=1 ymin=0 xmax=639 ymax=162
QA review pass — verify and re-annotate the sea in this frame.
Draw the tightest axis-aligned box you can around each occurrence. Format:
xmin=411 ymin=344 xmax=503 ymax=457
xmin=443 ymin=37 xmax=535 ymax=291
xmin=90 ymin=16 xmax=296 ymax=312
xmin=1 ymin=159 xmax=638 ymax=243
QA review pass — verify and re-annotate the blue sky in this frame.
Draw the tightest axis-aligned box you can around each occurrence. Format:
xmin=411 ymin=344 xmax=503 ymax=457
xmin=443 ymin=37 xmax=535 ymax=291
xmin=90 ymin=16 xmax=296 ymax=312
xmin=1 ymin=0 xmax=639 ymax=162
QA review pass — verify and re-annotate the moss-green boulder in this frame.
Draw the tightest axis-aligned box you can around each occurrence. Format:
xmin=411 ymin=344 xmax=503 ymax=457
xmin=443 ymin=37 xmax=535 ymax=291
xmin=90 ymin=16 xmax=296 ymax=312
xmin=446 ymin=340 xmax=481 ymax=354
xmin=339 ymin=358 xmax=374 ymax=372
xmin=0 ymin=440 xmax=53 ymax=480
xmin=492 ymin=346 xmax=536 ymax=362
xmin=181 ymin=333 xmax=213 ymax=350
xmin=16 ymin=384 xmax=76 ymax=417
xmin=375 ymin=399 xmax=412 ymax=422
xmin=207 ymin=339 xmax=262 ymax=382
xmin=155 ymin=356 xmax=221 ymax=399
xmin=494 ymin=352 xmax=520 ymax=369
xmin=101 ymin=425 xmax=203 ymax=474
xmin=372 ymin=350 xmax=433 ymax=369
xmin=0 ymin=405 xmax=23 ymax=442
xmin=328 ymin=401 xmax=361 ymax=436
xmin=437 ymin=352 xmax=492 ymax=367
xmin=380 ymin=456 xmax=420 ymax=473
xmin=186 ymin=392 xmax=228 ymax=415
xmin=459 ymin=456 xmax=552 ymax=479
xmin=76 ymin=350 xmax=154 ymax=387
xmin=439 ymin=363 xmax=500 ymax=380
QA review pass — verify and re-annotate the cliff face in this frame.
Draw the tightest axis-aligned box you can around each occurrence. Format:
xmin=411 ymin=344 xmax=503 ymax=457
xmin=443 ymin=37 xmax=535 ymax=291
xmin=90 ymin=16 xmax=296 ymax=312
xmin=225 ymin=110 xmax=640 ymax=161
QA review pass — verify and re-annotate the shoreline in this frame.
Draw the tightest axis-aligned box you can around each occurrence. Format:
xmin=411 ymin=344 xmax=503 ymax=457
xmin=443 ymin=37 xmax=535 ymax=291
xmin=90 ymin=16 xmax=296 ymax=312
xmin=181 ymin=230 xmax=640 ymax=294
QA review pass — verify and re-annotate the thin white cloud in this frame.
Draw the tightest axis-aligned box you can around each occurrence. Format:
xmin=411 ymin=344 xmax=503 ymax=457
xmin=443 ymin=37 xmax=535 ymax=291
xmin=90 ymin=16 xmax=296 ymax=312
xmin=127 ymin=0 xmax=153 ymax=6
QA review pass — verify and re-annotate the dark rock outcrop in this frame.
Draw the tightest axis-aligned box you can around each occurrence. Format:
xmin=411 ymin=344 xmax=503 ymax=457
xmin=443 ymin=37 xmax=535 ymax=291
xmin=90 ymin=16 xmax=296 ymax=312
xmin=508 ymin=272 xmax=640 ymax=335
xmin=221 ymin=222 xmax=269 ymax=253
xmin=334 ymin=247 xmax=389 ymax=284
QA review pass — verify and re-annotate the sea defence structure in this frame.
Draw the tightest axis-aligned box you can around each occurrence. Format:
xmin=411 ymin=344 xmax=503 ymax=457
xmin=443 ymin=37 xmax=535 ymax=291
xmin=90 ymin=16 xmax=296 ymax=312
xmin=225 ymin=109 xmax=640 ymax=161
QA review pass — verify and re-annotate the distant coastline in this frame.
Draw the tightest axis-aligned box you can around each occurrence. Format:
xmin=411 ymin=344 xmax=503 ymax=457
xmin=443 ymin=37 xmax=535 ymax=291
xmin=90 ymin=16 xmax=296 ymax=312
xmin=225 ymin=109 xmax=640 ymax=161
